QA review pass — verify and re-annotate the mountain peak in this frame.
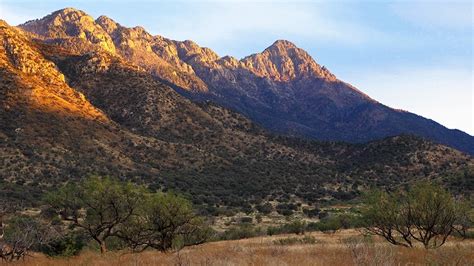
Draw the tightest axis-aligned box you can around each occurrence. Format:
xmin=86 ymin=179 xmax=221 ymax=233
xmin=20 ymin=8 xmax=116 ymax=54
xmin=241 ymin=40 xmax=336 ymax=82
xmin=268 ymin=39 xmax=298 ymax=50
xmin=95 ymin=15 xmax=119 ymax=34
xmin=52 ymin=7 xmax=85 ymax=16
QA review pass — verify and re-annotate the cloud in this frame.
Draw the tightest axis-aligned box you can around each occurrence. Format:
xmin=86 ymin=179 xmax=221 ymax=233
xmin=390 ymin=1 xmax=472 ymax=30
xmin=344 ymin=66 xmax=473 ymax=135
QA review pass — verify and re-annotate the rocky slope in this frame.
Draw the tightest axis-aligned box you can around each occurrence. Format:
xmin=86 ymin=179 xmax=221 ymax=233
xmin=19 ymin=8 xmax=474 ymax=155
xmin=0 ymin=17 xmax=472 ymax=211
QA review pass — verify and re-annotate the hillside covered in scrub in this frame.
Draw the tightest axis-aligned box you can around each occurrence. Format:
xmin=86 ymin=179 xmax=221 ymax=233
xmin=0 ymin=17 xmax=472 ymax=214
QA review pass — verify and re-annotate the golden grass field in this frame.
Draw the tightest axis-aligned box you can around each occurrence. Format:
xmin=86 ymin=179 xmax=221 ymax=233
xmin=4 ymin=230 xmax=474 ymax=266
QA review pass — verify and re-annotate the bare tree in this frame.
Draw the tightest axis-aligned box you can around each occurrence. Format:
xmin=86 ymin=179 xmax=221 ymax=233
xmin=0 ymin=216 xmax=56 ymax=262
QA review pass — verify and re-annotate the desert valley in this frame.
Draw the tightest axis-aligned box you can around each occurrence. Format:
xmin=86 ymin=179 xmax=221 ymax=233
xmin=0 ymin=6 xmax=473 ymax=265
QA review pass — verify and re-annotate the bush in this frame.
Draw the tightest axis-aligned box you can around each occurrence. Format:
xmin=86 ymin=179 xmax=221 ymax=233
xmin=218 ymin=225 xmax=263 ymax=240
xmin=256 ymin=203 xmax=273 ymax=214
xmin=303 ymin=207 xmax=320 ymax=218
xmin=1 ymin=216 xmax=55 ymax=261
xmin=316 ymin=216 xmax=342 ymax=233
xmin=45 ymin=176 xmax=147 ymax=253
xmin=40 ymin=231 xmax=86 ymax=257
xmin=240 ymin=216 xmax=253 ymax=224
xmin=273 ymin=236 xmax=318 ymax=245
xmin=267 ymin=220 xmax=306 ymax=235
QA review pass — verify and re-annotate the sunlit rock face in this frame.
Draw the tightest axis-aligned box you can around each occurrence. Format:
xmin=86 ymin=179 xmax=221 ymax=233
xmin=21 ymin=8 xmax=116 ymax=54
xmin=18 ymin=8 xmax=474 ymax=155
xmin=241 ymin=40 xmax=336 ymax=82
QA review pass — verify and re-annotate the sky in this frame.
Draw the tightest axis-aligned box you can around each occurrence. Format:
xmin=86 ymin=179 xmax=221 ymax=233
xmin=1 ymin=0 xmax=473 ymax=135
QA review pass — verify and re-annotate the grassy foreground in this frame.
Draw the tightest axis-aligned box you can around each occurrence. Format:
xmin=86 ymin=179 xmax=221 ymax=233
xmin=4 ymin=230 xmax=474 ymax=266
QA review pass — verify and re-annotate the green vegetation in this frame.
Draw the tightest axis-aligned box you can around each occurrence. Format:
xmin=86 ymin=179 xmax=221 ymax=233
xmin=0 ymin=216 xmax=52 ymax=262
xmin=45 ymin=176 xmax=148 ymax=253
xmin=0 ymin=176 xmax=210 ymax=261
xmin=273 ymin=235 xmax=318 ymax=245
xmin=1 ymin=178 xmax=472 ymax=262
xmin=218 ymin=225 xmax=264 ymax=241
xmin=119 ymin=192 xmax=211 ymax=252
xmin=361 ymin=181 xmax=472 ymax=248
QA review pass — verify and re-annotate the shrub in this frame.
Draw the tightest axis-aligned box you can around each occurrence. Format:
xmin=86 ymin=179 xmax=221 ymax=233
xmin=267 ymin=220 xmax=306 ymax=235
xmin=240 ymin=217 xmax=253 ymax=224
xmin=256 ymin=203 xmax=273 ymax=214
xmin=273 ymin=236 xmax=318 ymax=245
xmin=120 ymin=192 xmax=211 ymax=252
xmin=40 ymin=231 xmax=86 ymax=257
xmin=1 ymin=216 xmax=55 ymax=262
xmin=218 ymin=225 xmax=263 ymax=240
xmin=317 ymin=216 xmax=342 ymax=233
xmin=303 ymin=207 xmax=320 ymax=218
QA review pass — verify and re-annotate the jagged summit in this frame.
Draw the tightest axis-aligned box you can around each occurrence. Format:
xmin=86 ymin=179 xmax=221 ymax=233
xmin=240 ymin=39 xmax=336 ymax=82
xmin=22 ymin=7 xmax=92 ymax=30
xmin=53 ymin=7 xmax=84 ymax=14
xmin=20 ymin=7 xmax=116 ymax=54
xmin=268 ymin=39 xmax=298 ymax=49
xmin=95 ymin=15 xmax=119 ymax=34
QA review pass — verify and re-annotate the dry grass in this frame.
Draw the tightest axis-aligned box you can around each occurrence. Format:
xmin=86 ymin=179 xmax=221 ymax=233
xmin=4 ymin=230 xmax=474 ymax=266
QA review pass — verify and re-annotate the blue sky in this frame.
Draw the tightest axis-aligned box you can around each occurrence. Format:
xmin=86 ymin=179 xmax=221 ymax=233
xmin=1 ymin=0 xmax=472 ymax=135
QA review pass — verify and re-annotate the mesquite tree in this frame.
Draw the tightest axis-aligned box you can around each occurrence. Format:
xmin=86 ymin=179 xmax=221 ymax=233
xmin=46 ymin=176 xmax=210 ymax=254
xmin=118 ymin=192 xmax=211 ymax=252
xmin=45 ymin=176 xmax=146 ymax=253
xmin=362 ymin=182 xmax=471 ymax=249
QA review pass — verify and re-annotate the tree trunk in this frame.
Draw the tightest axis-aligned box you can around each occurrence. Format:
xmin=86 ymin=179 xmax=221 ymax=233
xmin=100 ymin=241 xmax=107 ymax=254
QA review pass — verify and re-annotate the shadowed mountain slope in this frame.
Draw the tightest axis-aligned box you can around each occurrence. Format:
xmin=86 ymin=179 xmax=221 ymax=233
xmin=0 ymin=17 xmax=472 ymax=211
xmin=19 ymin=8 xmax=474 ymax=155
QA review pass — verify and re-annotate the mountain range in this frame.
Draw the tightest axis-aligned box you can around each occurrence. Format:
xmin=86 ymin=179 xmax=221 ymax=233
xmin=19 ymin=8 xmax=474 ymax=155
xmin=0 ymin=8 xmax=472 ymax=211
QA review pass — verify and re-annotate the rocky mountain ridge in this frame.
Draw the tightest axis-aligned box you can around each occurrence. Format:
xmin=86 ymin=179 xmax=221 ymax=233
xmin=18 ymin=8 xmax=474 ymax=155
xmin=1 ymin=13 xmax=473 ymax=210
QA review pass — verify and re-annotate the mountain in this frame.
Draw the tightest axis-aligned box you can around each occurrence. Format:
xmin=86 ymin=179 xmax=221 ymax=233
xmin=0 ymin=13 xmax=472 ymax=212
xmin=18 ymin=8 xmax=474 ymax=155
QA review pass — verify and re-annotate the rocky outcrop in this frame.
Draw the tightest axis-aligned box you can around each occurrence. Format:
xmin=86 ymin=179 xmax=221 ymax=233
xmin=21 ymin=8 xmax=116 ymax=53
xmin=241 ymin=40 xmax=336 ymax=82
